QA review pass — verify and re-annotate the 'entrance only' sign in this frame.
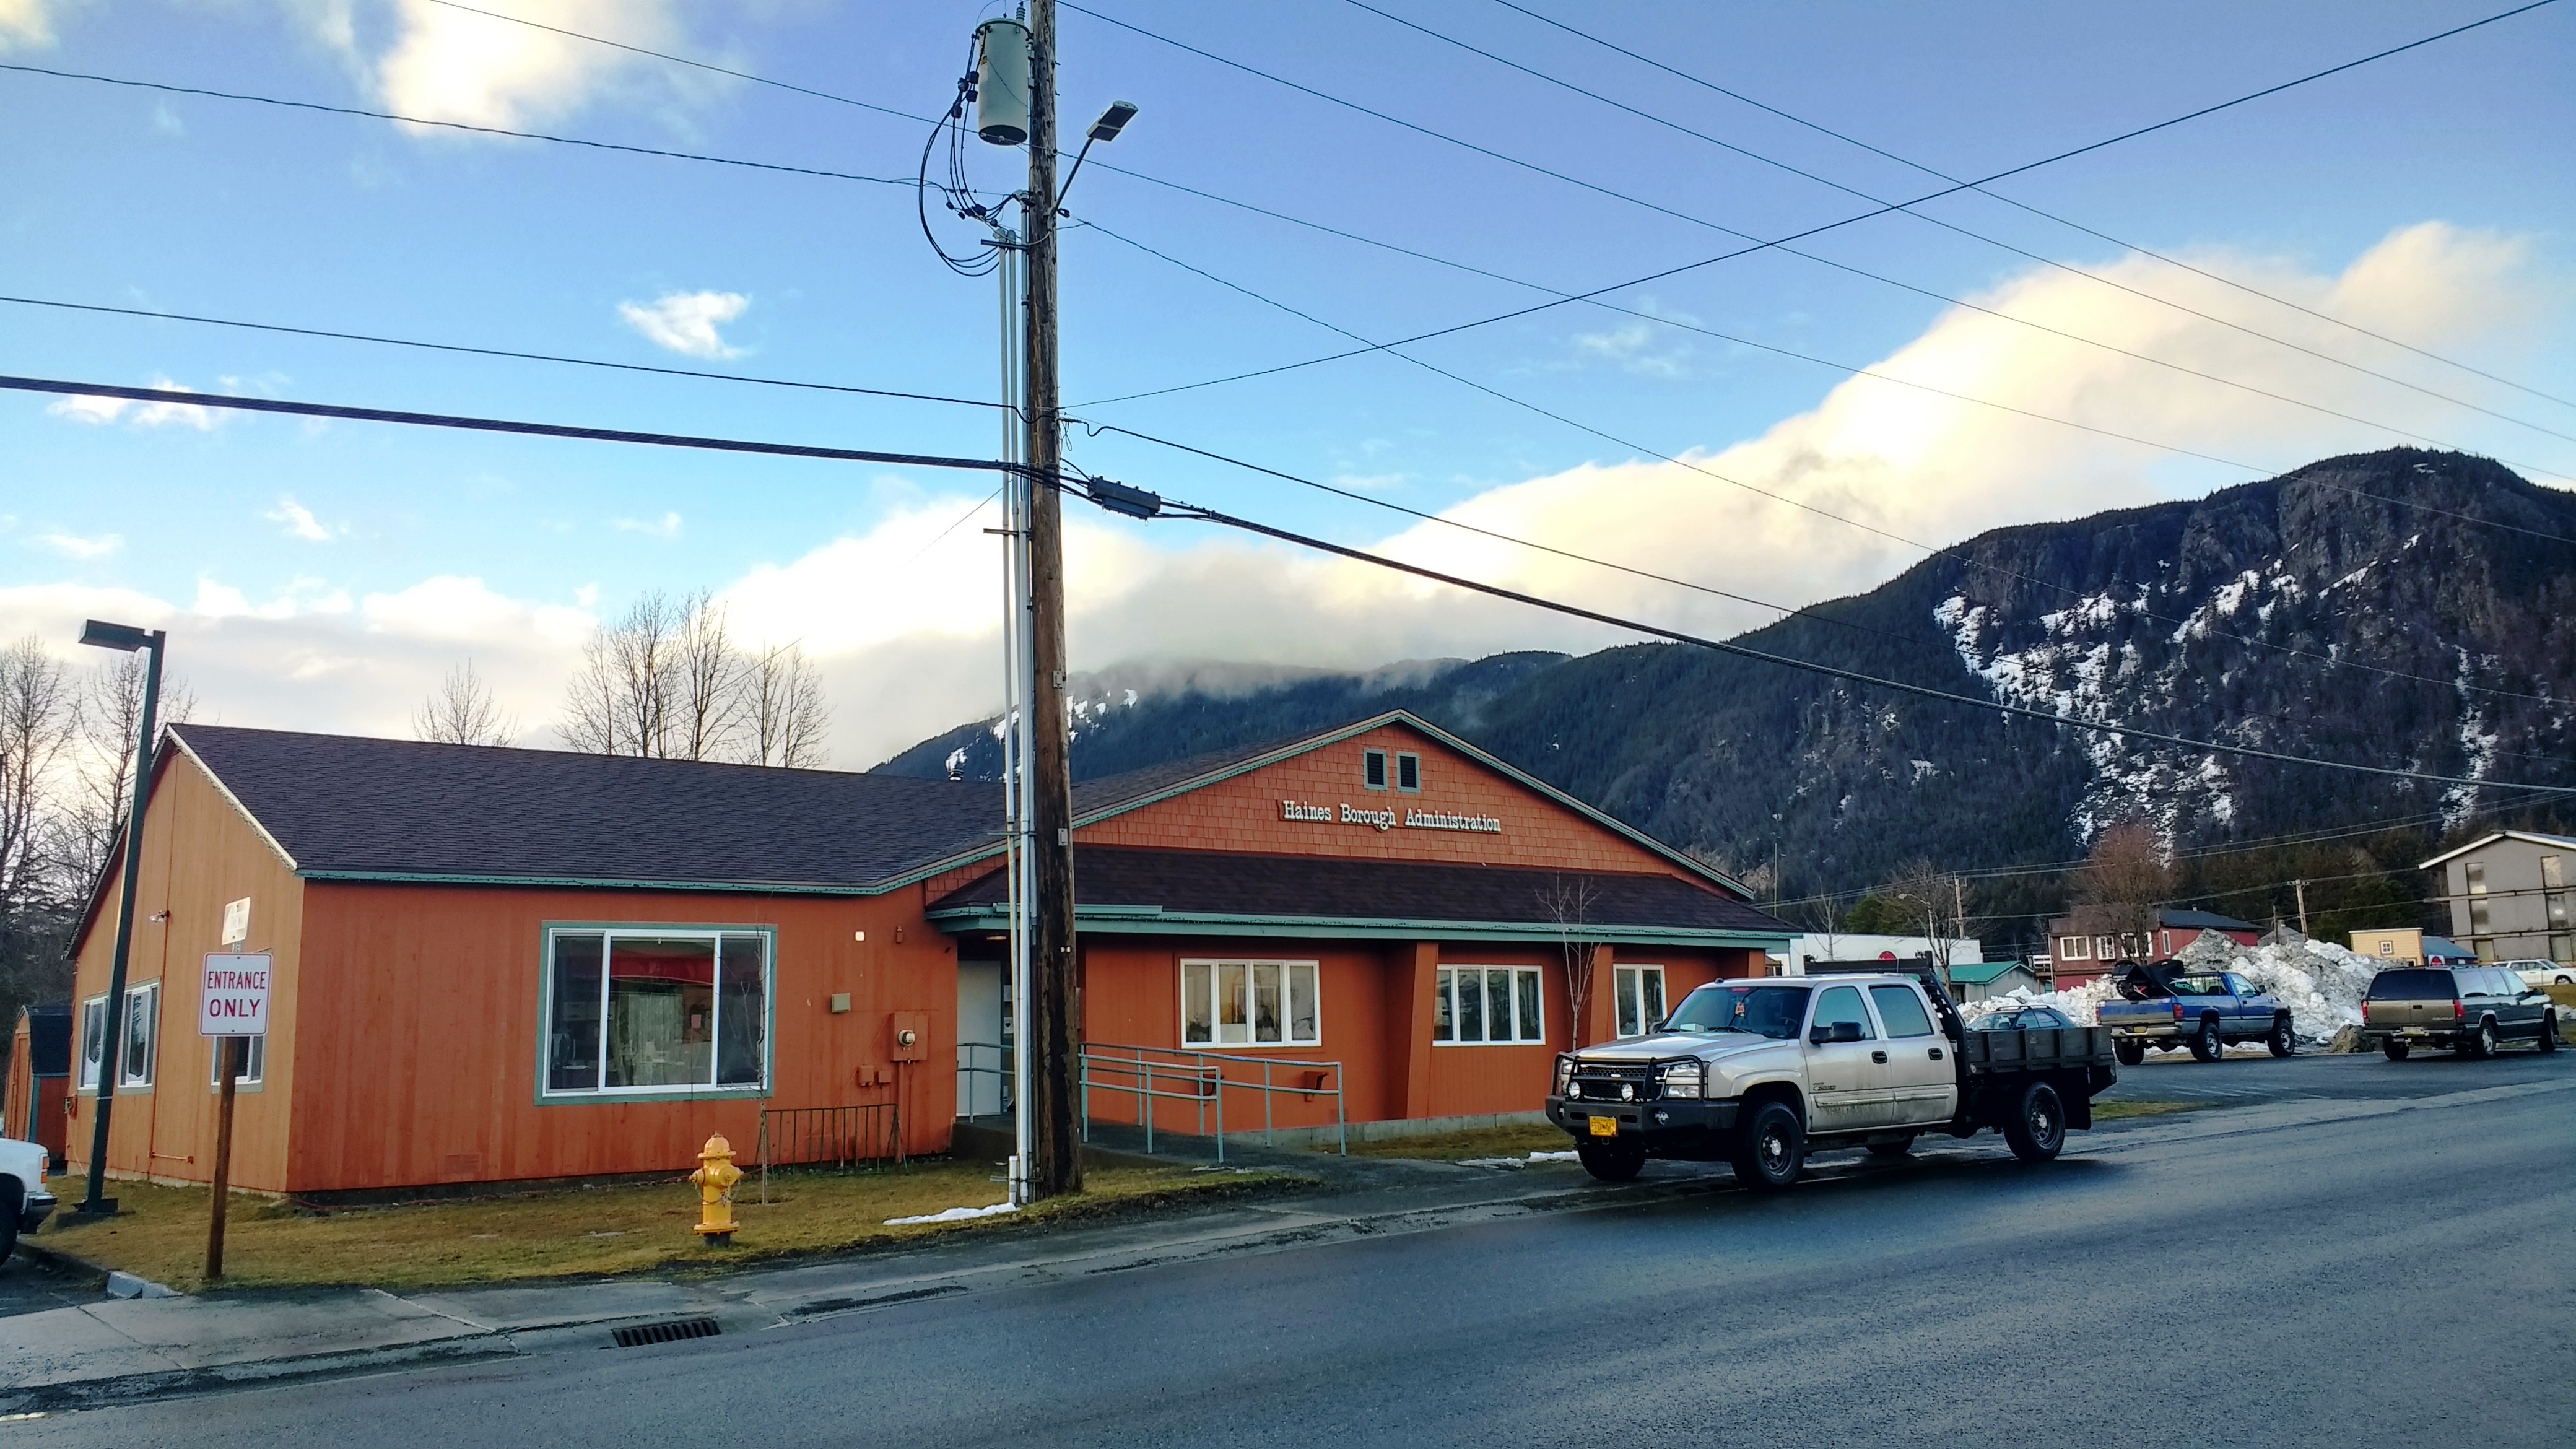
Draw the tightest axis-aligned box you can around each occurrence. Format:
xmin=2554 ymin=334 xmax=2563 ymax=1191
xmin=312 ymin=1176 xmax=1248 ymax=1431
xmin=199 ymin=952 xmax=271 ymax=1037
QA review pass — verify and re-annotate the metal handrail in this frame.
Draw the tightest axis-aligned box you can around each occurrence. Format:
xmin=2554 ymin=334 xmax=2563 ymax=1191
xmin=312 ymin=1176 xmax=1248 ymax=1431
xmin=1078 ymin=1042 xmax=1347 ymax=1162
xmin=755 ymin=1101 xmax=900 ymax=1204
xmin=957 ymin=1037 xmax=1015 ymax=1121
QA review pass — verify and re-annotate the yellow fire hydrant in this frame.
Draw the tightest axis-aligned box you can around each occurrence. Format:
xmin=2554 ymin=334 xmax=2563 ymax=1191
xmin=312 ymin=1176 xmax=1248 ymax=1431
xmin=690 ymin=1134 xmax=743 ymax=1247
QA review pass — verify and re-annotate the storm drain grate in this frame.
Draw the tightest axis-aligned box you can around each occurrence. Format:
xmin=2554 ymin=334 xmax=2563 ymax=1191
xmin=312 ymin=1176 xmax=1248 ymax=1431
xmin=612 ymin=1316 xmax=721 ymax=1348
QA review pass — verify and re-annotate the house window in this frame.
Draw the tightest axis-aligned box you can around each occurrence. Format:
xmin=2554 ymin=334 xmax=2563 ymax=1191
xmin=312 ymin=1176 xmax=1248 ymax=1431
xmin=2095 ymin=937 xmax=2118 ymax=960
xmin=1180 ymin=960 xmax=1320 ymax=1048
xmin=1395 ymin=752 xmax=1421 ymax=792
xmin=209 ymin=1035 xmax=266 ymax=1087
xmin=2056 ymin=936 xmax=2089 ymax=961
xmin=1362 ymin=749 xmax=1388 ymax=790
xmin=2552 ymin=935 xmax=2572 ymax=964
xmin=118 ymin=981 xmax=158 ymax=1090
xmin=2473 ymin=938 xmax=2497 ymax=964
xmin=2465 ymin=861 xmax=2486 ymax=893
xmin=543 ymin=928 xmax=769 ymax=1097
xmin=78 ymin=996 xmax=105 ymax=1090
xmin=1613 ymin=965 xmax=1666 ymax=1038
xmin=2545 ymin=856 xmax=2565 ymax=890
xmin=2469 ymin=897 xmax=2491 ymax=934
xmin=1433 ymin=966 xmax=1544 ymax=1045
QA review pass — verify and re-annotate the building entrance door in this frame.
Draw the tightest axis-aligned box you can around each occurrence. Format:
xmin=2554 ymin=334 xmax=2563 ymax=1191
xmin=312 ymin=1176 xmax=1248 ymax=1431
xmin=957 ymin=960 xmax=1006 ymax=1118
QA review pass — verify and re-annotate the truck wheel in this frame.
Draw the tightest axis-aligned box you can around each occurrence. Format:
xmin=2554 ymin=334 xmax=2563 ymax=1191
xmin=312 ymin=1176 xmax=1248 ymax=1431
xmin=2268 ymin=1017 xmax=2296 ymax=1058
xmin=2382 ymin=1038 xmax=2410 ymax=1061
xmin=1730 ymin=1102 xmax=1805 ymax=1192
xmin=2190 ymin=1017 xmax=2224 ymax=1062
xmin=1575 ymin=1141 xmax=1647 ymax=1183
xmin=2003 ymin=1082 xmax=2066 ymax=1162
xmin=2539 ymin=1014 xmax=2559 ymax=1053
xmin=2464 ymin=1020 xmax=2497 ymax=1060
xmin=2114 ymin=1040 xmax=2144 ymax=1066
xmin=1865 ymin=1135 xmax=1915 ymax=1159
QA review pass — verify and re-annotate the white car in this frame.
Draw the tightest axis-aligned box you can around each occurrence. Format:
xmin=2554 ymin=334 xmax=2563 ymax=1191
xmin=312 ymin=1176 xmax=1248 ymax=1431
xmin=0 ymin=1137 xmax=56 ymax=1261
xmin=2509 ymin=960 xmax=2575 ymax=988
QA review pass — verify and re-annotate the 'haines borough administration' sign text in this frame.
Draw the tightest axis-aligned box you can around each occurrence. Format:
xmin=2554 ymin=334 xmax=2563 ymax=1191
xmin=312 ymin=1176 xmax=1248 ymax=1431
xmin=1281 ymin=800 xmax=1503 ymax=835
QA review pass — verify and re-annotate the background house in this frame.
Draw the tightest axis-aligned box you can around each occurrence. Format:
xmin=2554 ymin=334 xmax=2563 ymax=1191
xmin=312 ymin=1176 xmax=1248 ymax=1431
xmin=2043 ymin=907 xmax=2262 ymax=983
xmin=2419 ymin=830 xmax=2575 ymax=965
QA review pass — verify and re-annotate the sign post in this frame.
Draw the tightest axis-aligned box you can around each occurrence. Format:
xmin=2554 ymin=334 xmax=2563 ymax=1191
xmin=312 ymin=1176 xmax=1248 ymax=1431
xmin=199 ymin=942 xmax=268 ymax=1282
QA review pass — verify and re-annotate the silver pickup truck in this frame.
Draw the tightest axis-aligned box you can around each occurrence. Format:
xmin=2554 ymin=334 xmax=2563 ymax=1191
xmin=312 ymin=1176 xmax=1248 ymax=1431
xmin=0 ymin=1136 xmax=56 ymax=1260
xmin=1545 ymin=970 xmax=2117 ymax=1190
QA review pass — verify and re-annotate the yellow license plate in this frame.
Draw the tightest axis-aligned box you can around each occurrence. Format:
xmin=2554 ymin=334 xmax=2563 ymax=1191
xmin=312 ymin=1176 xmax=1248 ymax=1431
xmin=1588 ymin=1115 xmax=1618 ymax=1138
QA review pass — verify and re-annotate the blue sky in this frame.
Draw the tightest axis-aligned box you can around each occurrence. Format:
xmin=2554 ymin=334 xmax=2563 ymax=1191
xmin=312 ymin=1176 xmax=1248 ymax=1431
xmin=3 ymin=0 xmax=2570 ymax=764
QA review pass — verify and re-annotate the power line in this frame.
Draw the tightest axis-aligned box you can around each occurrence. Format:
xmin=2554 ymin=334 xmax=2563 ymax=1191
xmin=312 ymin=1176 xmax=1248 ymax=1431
xmin=0 ymin=375 xmax=1023 ymax=476
xmin=1072 ymin=218 xmax=2574 ymax=708
xmin=1061 ymin=1 xmax=2576 ymax=479
xmin=0 ymin=62 xmax=910 ymax=188
xmin=1484 ymin=0 xmax=2576 ymax=416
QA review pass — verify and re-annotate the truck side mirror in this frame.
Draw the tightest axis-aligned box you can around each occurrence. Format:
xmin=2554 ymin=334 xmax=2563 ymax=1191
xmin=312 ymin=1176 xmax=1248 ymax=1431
xmin=1809 ymin=1020 xmax=1864 ymax=1045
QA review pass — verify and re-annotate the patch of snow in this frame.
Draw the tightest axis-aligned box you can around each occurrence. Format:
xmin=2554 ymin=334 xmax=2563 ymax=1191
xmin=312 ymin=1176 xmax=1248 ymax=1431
xmin=1910 ymin=759 xmax=1938 ymax=783
xmin=886 ymin=1202 xmax=1018 ymax=1225
xmin=1987 ymin=932 xmax=2388 ymax=1042
xmin=942 ymin=746 xmax=968 ymax=778
xmin=1460 ymin=1150 xmax=1580 ymax=1169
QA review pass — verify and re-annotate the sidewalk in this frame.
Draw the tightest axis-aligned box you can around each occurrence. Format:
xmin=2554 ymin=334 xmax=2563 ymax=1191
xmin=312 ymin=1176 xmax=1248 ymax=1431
xmin=0 ymin=1142 xmax=1691 ymax=1413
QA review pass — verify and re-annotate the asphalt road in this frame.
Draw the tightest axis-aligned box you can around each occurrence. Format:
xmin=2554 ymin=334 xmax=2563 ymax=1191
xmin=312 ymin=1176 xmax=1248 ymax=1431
xmin=12 ymin=1058 xmax=2573 ymax=1447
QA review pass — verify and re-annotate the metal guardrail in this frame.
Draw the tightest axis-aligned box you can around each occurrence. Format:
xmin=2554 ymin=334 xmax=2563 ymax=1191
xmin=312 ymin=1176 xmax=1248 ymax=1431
xmin=957 ymin=1038 xmax=1014 ymax=1121
xmin=1078 ymin=1042 xmax=1347 ymax=1162
xmin=755 ymin=1101 xmax=900 ymax=1204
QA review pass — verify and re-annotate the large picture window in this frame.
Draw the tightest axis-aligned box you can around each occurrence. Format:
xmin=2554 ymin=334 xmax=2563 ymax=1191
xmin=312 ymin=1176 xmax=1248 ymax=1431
xmin=1613 ymin=964 xmax=1666 ymax=1038
xmin=1180 ymin=960 xmax=1320 ymax=1048
xmin=79 ymin=996 xmax=104 ymax=1090
xmin=80 ymin=984 xmax=159 ymax=1091
xmin=544 ymin=928 xmax=769 ymax=1097
xmin=1434 ymin=966 xmax=1544 ymax=1045
xmin=209 ymin=1035 xmax=266 ymax=1087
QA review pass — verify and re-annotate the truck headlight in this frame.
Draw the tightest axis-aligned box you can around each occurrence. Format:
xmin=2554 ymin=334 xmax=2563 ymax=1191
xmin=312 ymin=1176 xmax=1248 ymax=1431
xmin=1658 ymin=1060 xmax=1705 ymax=1100
xmin=1552 ymin=1054 xmax=1575 ymax=1095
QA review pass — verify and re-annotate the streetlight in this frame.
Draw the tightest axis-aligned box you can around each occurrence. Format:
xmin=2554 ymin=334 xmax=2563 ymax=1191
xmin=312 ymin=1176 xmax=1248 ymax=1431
xmin=73 ymin=618 xmax=165 ymax=1217
xmin=1051 ymin=100 xmax=1139 ymax=211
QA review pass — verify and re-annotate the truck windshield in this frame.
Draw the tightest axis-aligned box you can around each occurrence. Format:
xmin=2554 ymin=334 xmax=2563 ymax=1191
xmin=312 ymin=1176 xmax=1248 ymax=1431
xmin=1664 ymin=985 xmax=1812 ymax=1039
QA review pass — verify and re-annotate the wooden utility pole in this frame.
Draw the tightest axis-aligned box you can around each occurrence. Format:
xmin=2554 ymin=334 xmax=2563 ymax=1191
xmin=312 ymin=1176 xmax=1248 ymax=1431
xmin=205 ymin=1037 xmax=241 ymax=1281
xmin=2293 ymin=879 xmax=2310 ymax=938
xmin=1021 ymin=0 xmax=1082 ymax=1199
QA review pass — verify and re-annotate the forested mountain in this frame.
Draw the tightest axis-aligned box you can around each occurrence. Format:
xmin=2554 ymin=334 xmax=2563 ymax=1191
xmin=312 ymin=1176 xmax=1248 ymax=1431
xmin=878 ymin=450 xmax=2576 ymax=951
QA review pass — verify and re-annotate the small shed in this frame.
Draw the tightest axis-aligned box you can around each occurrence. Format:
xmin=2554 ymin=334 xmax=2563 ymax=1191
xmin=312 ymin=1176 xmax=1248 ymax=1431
xmin=4 ymin=1005 xmax=73 ymax=1169
xmin=1948 ymin=960 xmax=2048 ymax=1003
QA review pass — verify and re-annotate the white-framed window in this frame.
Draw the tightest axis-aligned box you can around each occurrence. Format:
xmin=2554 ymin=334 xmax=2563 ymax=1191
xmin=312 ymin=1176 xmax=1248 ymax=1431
xmin=1362 ymin=749 xmax=1388 ymax=790
xmin=542 ymin=928 xmax=770 ymax=1097
xmin=209 ymin=1035 xmax=266 ymax=1087
xmin=118 ymin=981 xmax=158 ymax=1089
xmin=1433 ymin=966 xmax=1544 ymax=1045
xmin=1395 ymin=752 xmax=1421 ymax=792
xmin=1613 ymin=964 xmax=1666 ymax=1038
xmin=1180 ymin=960 xmax=1320 ymax=1048
xmin=2056 ymin=936 xmax=2090 ymax=961
xmin=78 ymin=995 xmax=105 ymax=1090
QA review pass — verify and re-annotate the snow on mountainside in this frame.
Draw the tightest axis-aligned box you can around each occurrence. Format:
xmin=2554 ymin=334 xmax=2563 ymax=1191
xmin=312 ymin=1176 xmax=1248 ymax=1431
xmin=878 ymin=450 xmax=2576 ymax=914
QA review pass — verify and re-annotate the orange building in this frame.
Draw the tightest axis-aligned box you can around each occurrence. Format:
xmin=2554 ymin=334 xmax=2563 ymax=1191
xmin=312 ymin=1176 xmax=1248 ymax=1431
xmin=64 ymin=711 xmax=1791 ymax=1198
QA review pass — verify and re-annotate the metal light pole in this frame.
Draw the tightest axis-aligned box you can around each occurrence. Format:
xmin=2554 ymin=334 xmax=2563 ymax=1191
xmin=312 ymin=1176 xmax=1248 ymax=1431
xmin=74 ymin=619 xmax=165 ymax=1217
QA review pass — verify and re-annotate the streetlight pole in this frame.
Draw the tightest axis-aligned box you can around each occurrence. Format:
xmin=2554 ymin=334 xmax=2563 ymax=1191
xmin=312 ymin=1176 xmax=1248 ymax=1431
xmin=74 ymin=619 xmax=165 ymax=1217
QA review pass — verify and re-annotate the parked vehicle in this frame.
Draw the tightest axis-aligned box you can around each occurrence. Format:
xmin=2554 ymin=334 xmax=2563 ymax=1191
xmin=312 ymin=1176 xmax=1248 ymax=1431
xmin=0 ymin=1136 xmax=56 ymax=1260
xmin=2097 ymin=961 xmax=2294 ymax=1065
xmin=1967 ymin=1004 xmax=2074 ymax=1031
xmin=2506 ymin=959 xmax=2575 ymax=988
xmin=2362 ymin=967 xmax=2560 ymax=1060
xmin=1544 ymin=970 xmax=2116 ymax=1191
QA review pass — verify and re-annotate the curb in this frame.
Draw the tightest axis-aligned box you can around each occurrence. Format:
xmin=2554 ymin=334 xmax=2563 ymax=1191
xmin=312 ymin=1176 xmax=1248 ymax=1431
xmin=11 ymin=1240 xmax=181 ymax=1299
xmin=0 ymin=1333 xmax=521 ymax=1416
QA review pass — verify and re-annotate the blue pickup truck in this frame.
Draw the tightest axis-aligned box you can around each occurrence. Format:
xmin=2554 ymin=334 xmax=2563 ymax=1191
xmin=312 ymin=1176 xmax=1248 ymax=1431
xmin=2096 ymin=962 xmax=2294 ymax=1066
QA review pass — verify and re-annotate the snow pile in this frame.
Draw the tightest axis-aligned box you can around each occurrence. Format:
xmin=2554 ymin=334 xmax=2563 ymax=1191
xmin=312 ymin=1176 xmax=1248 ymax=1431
xmin=1460 ymin=1150 xmax=1580 ymax=1169
xmin=886 ymin=1202 xmax=1017 ymax=1225
xmin=1972 ymin=931 xmax=2385 ymax=1042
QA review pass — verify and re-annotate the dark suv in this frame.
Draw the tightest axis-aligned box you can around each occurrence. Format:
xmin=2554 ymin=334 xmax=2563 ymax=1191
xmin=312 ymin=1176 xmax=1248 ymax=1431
xmin=2362 ymin=967 xmax=2561 ymax=1060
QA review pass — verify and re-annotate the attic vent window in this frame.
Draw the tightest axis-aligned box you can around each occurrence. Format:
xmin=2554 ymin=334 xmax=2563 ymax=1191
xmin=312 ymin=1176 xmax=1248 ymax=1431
xmin=1396 ymin=752 xmax=1421 ymax=793
xmin=1362 ymin=749 xmax=1388 ymax=790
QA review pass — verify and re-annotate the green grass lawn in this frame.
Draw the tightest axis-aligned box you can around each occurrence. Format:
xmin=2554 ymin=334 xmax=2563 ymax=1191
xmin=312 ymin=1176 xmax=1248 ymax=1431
xmin=35 ymin=1162 xmax=1304 ymax=1294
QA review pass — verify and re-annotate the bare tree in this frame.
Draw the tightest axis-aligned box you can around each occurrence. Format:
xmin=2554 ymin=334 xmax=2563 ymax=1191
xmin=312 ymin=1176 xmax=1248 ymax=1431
xmin=1884 ymin=857 xmax=1967 ymax=988
xmin=2068 ymin=820 xmax=2170 ymax=960
xmin=413 ymin=661 xmax=517 ymax=747
xmin=1541 ymin=873 xmax=1603 ymax=1045
xmin=0 ymin=638 xmax=79 ymax=1031
xmin=668 ymin=591 xmax=739 ymax=762
xmin=739 ymin=643 xmax=831 ymax=768
xmin=561 ymin=591 xmax=680 ymax=756
xmin=64 ymin=650 xmax=195 ymax=894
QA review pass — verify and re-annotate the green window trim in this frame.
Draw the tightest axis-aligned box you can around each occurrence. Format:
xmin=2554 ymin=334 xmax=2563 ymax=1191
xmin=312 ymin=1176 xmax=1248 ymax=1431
xmin=533 ymin=921 xmax=778 ymax=1105
xmin=1396 ymin=752 xmax=1421 ymax=793
xmin=1362 ymin=749 xmax=1388 ymax=791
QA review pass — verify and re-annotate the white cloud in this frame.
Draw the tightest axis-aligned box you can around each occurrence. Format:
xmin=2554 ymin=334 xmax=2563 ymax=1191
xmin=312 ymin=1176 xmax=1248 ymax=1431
xmin=306 ymin=0 xmax=694 ymax=131
xmin=0 ymin=222 xmax=2552 ymax=772
xmin=266 ymin=495 xmax=335 ymax=542
xmin=611 ymin=511 xmax=684 ymax=539
xmin=37 ymin=531 xmax=121 ymax=560
xmin=617 ymin=292 xmax=749 ymax=359
xmin=45 ymin=376 xmax=217 ymax=430
xmin=0 ymin=0 xmax=56 ymax=52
